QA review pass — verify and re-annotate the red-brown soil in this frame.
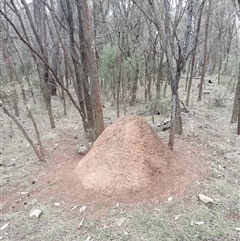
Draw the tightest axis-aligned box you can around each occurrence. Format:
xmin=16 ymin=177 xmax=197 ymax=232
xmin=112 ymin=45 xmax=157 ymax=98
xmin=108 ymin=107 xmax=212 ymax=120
xmin=1 ymin=113 xmax=205 ymax=210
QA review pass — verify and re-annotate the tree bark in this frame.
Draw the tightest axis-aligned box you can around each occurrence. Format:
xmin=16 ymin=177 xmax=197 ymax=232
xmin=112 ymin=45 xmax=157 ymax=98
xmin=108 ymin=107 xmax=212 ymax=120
xmin=78 ymin=0 xmax=105 ymax=138
xmin=129 ymin=60 xmax=139 ymax=106
xmin=230 ymin=65 xmax=240 ymax=123
xmin=198 ymin=0 xmax=212 ymax=101
xmin=186 ymin=0 xmax=205 ymax=106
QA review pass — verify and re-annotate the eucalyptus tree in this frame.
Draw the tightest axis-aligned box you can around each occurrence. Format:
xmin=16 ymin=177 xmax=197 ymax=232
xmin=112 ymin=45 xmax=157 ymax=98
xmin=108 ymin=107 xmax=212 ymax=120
xmin=0 ymin=0 xmax=105 ymax=140
xmin=132 ymin=0 xmax=195 ymax=149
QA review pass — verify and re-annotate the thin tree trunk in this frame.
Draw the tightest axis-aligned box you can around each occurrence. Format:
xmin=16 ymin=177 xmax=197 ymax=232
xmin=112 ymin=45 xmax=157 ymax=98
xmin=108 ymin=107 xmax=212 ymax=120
xmin=156 ymin=54 xmax=164 ymax=99
xmin=230 ymin=66 xmax=240 ymax=123
xmin=0 ymin=102 xmax=45 ymax=161
xmin=186 ymin=0 xmax=205 ymax=106
xmin=1 ymin=42 xmax=19 ymax=117
xmin=64 ymin=0 xmax=89 ymax=130
xmin=0 ymin=4 xmax=86 ymax=123
xmin=198 ymin=0 xmax=212 ymax=101
xmin=20 ymin=0 xmax=55 ymax=128
xmin=129 ymin=60 xmax=139 ymax=106
xmin=117 ymin=58 xmax=121 ymax=118
xmin=3 ymin=42 xmax=45 ymax=156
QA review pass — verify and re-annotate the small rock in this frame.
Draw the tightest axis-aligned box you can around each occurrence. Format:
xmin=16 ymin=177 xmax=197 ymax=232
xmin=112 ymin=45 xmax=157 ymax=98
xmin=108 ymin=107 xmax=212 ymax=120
xmin=198 ymin=194 xmax=214 ymax=204
xmin=85 ymin=236 xmax=91 ymax=241
xmin=54 ymin=203 xmax=60 ymax=206
xmin=78 ymin=146 xmax=88 ymax=155
xmin=175 ymin=215 xmax=180 ymax=221
xmin=103 ymin=102 xmax=112 ymax=108
xmin=168 ymin=197 xmax=173 ymax=202
xmin=235 ymin=227 xmax=240 ymax=232
xmin=20 ymin=192 xmax=29 ymax=195
xmin=30 ymin=209 xmax=42 ymax=218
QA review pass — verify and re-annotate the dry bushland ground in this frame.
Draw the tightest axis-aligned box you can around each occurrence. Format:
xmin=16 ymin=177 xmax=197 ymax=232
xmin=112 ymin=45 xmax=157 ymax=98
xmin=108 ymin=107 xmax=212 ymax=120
xmin=0 ymin=76 xmax=239 ymax=241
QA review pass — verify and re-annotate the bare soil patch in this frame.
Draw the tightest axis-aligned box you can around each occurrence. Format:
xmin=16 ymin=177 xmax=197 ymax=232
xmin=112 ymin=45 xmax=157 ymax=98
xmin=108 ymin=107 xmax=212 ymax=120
xmin=1 ymin=113 xmax=206 ymax=211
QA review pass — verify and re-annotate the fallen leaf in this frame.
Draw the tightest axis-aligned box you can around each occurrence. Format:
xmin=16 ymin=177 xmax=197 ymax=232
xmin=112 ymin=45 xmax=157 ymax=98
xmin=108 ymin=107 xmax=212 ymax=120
xmin=30 ymin=209 xmax=42 ymax=218
xmin=198 ymin=194 xmax=214 ymax=204
xmin=1 ymin=222 xmax=9 ymax=231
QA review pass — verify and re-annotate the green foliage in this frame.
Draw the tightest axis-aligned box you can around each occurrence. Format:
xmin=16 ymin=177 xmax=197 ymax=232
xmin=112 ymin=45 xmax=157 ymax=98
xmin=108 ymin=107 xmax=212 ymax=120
xmin=99 ymin=44 xmax=120 ymax=89
xmin=123 ymin=52 xmax=144 ymax=90
xmin=17 ymin=60 xmax=33 ymax=75
xmin=99 ymin=44 xmax=144 ymax=97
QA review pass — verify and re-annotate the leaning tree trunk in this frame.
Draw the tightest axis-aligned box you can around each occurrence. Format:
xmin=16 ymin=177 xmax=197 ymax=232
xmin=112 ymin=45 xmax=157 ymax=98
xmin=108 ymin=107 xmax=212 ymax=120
xmin=0 ymin=102 xmax=45 ymax=161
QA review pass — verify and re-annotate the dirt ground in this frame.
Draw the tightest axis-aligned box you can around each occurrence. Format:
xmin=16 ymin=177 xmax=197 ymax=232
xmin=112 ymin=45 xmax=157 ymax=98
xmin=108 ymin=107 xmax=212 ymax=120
xmin=0 ymin=77 xmax=239 ymax=240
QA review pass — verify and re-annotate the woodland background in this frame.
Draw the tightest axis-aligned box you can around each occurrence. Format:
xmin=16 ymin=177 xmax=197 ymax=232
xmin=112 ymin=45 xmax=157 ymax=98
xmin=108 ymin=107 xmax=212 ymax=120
xmin=0 ymin=0 xmax=239 ymax=158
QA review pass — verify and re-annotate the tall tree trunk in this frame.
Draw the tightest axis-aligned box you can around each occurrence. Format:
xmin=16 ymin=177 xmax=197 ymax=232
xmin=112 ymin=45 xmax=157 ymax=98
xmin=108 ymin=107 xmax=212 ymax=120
xmin=76 ymin=1 xmax=95 ymax=130
xmin=198 ymin=0 xmax=212 ymax=102
xmin=78 ymin=0 xmax=105 ymax=138
xmin=64 ymin=0 xmax=89 ymax=130
xmin=186 ymin=0 xmax=205 ymax=106
xmin=20 ymin=0 xmax=55 ymax=128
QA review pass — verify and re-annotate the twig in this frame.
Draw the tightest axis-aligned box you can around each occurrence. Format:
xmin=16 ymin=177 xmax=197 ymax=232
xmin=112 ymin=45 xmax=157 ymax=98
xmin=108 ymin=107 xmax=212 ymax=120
xmin=78 ymin=218 xmax=85 ymax=228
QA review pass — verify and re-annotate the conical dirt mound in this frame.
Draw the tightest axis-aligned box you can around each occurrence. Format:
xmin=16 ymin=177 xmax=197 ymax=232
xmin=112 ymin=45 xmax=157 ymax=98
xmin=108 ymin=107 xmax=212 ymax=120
xmin=75 ymin=115 xmax=199 ymax=198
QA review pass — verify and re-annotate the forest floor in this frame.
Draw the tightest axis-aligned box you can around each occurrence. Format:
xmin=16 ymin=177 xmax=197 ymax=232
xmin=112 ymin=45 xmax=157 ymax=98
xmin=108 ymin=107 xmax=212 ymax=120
xmin=0 ymin=76 xmax=240 ymax=241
